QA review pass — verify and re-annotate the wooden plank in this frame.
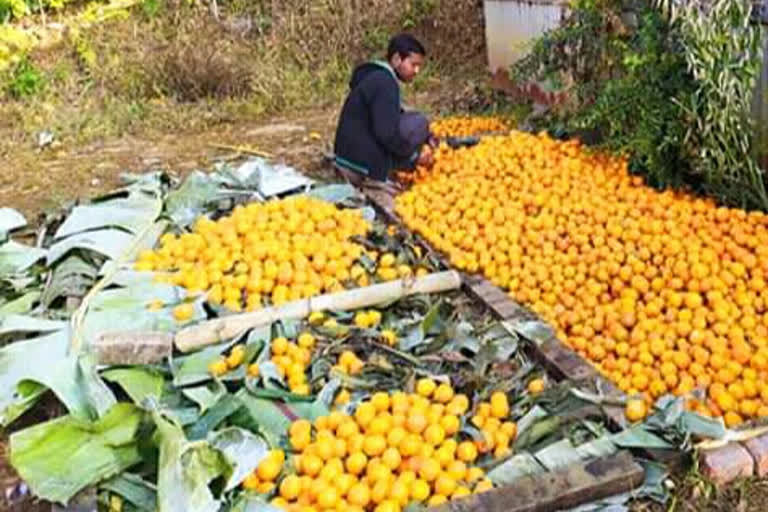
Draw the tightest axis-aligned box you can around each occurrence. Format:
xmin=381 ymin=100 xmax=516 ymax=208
xmin=531 ymin=336 xmax=598 ymax=382
xmin=433 ymin=450 xmax=644 ymax=512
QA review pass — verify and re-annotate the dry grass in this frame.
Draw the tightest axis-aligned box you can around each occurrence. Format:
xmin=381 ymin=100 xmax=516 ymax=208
xmin=0 ymin=0 xmax=486 ymax=153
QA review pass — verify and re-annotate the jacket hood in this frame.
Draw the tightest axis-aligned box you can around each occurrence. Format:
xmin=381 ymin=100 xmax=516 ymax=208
xmin=350 ymin=61 xmax=396 ymax=88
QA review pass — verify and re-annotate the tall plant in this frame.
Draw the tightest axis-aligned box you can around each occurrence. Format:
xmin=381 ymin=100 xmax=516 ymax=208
xmin=658 ymin=0 xmax=767 ymax=209
xmin=513 ymin=0 xmax=768 ymax=210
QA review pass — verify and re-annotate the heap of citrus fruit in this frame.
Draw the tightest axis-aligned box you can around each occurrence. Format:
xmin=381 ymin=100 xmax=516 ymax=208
xmin=396 ymin=129 xmax=768 ymax=426
xmin=430 ymin=116 xmax=509 ymax=138
xmin=135 ymin=196 xmax=373 ymax=312
xmin=260 ymin=379 xmax=514 ymax=512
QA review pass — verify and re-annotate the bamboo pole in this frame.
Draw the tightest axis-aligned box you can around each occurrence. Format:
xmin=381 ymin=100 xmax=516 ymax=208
xmin=175 ymin=270 xmax=462 ymax=352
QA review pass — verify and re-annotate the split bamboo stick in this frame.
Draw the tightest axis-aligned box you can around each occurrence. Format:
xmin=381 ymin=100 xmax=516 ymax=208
xmin=175 ymin=270 xmax=461 ymax=352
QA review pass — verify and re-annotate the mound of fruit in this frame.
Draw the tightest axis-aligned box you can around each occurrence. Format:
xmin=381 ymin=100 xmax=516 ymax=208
xmin=245 ymin=380 xmax=516 ymax=512
xmin=397 ymin=129 xmax=768 ymax=426
xmin=135 ymin=196 xmax=421 ymax=313
xmin=430 ymin=116 xmax=509 ymax=138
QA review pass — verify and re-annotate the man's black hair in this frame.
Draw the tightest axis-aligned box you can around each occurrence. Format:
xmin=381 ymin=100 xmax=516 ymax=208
xmin=386 ymin=33 xmax=426 ymax=60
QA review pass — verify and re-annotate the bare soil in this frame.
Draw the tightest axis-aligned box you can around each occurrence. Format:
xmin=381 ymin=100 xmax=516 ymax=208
xmin=0 ymin=108 xmax=343 ymax=223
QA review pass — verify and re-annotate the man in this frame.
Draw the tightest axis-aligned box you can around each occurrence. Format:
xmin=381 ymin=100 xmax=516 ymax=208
xmin=333 ymin=33 xmax=434 ymax=189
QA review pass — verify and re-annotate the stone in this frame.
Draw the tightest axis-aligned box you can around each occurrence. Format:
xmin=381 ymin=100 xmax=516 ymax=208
xmin=699 ymin=443 xmax=754 ymax=485
xmin=742 ymin=434 xmax=768 ymax=477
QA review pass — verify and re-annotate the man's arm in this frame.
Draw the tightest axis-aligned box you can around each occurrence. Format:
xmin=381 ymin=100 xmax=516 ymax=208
xmin=366 ymin=74 xmax=415 ymax=158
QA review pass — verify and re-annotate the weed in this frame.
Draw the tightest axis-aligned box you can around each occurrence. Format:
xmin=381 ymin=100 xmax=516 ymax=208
xmin=401 ymin=0 xmax=438 ymax=29
xmin=140 ymin=0 xmax=163 ymax=19
xmin=7 ymin=58 xmax=44 ymax=98
xmin=363 ymin=26 xmax=390 ymax=54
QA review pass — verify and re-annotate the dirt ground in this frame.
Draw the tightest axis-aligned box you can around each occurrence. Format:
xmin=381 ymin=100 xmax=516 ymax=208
xmin=0 ymin=107 xmax=341 ymax=222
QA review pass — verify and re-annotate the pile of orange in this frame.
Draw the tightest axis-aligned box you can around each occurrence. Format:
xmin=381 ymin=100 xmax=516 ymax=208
xmin=262 ymin=380 xmax=514 ymax=512
xmin=396 ymin=129 xmax=768 ymax=426
xmin=134 ymin=196 xmax=374 ymax=312
xmin=430 ymin=116 xmax=509 ymax=138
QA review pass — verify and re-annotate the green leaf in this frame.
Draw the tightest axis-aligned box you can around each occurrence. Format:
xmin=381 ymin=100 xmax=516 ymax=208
xmin=10 ymin=403 xmax=143 ymax=504
xmin=102 ymin=368 xmax=165 ymax=405
xmin=575 ymin=436 xmax=619 ymax=459
xmin=182 ymin=380 xmax=227 ymax=415
xmin=152 ymin=407 xmax=227 ymax=512
xmin=400 ymin=301 xmax=442 ymax=351
xmin=0 ymin=207 xmax=27 ymax=237
xmin=208 ymin=427 xmax=269 ymax=491
xmin=101 ymin=473 xmax=157 ymax=512
xmin=0 ymin=314 xmax=65 ymax=335
xmin=534 ymin=438 xmax=582 ymax=470
xmin=678 ymin=411 xmax=726 ymax=439
xmin=305 ymin=184 xmax=360 ymax=203
xmin=165 ymin=172 xmax=249 ymax=228
xmin=54 ymin=193 xmax=162 ymax=239
xmin=611 ymin=426 xmax=674 ymax=449
xmin=80 ymin=294 xmax=204 ymax=350
xmin=516 ymin=405 xmax=549 ymax=436
xmin=509 ymin=320 xmax=555 ymax=345
xmin=1 ymin=381 xmax=48 ymax=427
xmin=46 ymin=229 xmax=136 ymax=265
xmin=0 ymin=240 xmax=46 ymax=275
xmin=88 ymin=282 xmax=185 ymax=312
xmin=0 ymin=330 xmax=116 ymax=425
xmin=171 ymin=341 xmax=233 ymax=387
xmin=487 ymin=452 xmax=546 ymax=485
xmin=0 ymin=291 xmax=41 ymax=315
xmin=235 ymin=390 xmax=300 ymax=446
xmin=186 ymin=394 xmax=243 ymax=441
xmin=41 ymin=255 xmax=97 ymax=307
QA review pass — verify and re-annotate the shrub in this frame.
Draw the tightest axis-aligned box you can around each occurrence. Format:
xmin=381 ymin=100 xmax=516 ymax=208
xmin=513 ymin=0 xmax=767 ymax=209
xmin=6 ymin=58 xmax=44 ymax=98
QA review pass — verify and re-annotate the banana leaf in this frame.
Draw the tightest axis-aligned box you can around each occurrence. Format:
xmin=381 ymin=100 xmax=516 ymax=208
xmin=152 ymin=408 xmax=227 ymax=512
xmin=0 ymin=240 xmax=46 ymax=275
xmin=101 ymin=473 xmax=157 ymax=512
xmin=0 ymin=314 xmax=65 ymax=335
xmin=0 ymin=290 xmax=41 ymax=314
xmin=102 ymin=368 xmax=165 ymax=405
xmin=208 ymin=427 xmax=269 ymax=491
xmin=182 ymin=380 xmax=227 ymax=415
xmin=534 ymin=438 xmax=582 ymax=471
xmin=47 ymin=229 xmax=136 ymax=266
xmin=9 ymin=403 xmax=143 ymax=504
xmin=54 ymin=193 xmax=162 ymax=239
xmin=0 ymin=207 xmax=27 ymax=238
xmin=0 ymin=330 xmax=116 ymax=425
xmin=40 ymin=255 xmax=98 ymax=307
xmin=487 ymin=452 xmax=546 ymax=485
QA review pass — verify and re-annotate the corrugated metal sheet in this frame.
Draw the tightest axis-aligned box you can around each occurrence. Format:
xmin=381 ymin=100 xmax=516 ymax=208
xmin=483 ymin=0 xmax=568 ymax=72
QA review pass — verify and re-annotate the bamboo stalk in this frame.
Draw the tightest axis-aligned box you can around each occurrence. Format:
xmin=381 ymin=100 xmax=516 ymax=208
xmin=175 ymin=270 xmax=462 ymax=352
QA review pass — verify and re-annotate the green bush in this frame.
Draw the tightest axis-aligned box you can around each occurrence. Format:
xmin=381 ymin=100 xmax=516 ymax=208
xmin=513 ymin=0 xmax=766 ymax=209
xmin=6 ymin=58 xmax=44 ymax=98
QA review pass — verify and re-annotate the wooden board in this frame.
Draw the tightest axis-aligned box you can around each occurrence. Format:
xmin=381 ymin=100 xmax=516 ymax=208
xmin=432 ymin=450 xmax=644 ymax=512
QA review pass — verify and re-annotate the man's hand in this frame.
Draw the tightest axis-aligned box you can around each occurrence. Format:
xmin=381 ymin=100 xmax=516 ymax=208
xmin=417 ymin=146 xmax=434 ymax=167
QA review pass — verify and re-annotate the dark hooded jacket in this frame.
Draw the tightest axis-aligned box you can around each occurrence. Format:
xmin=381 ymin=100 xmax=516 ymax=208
xmin=334 ymin=62 xmax=423 ymax=181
